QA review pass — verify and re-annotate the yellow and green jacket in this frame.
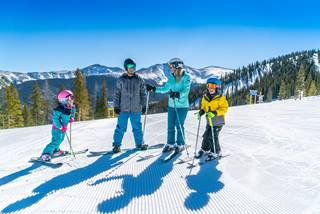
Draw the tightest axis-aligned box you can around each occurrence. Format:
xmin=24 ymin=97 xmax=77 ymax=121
xmin=200 ymin=93 xmax=229 ymax=126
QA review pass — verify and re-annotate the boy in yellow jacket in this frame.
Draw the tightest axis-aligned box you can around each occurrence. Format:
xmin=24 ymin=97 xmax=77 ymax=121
xmin=195 ymin=77 xmax=229 ymax=161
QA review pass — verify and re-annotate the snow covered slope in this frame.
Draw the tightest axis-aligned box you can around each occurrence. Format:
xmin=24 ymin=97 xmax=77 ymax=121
xmin=1 ymin=96 xmax=320 ymax=213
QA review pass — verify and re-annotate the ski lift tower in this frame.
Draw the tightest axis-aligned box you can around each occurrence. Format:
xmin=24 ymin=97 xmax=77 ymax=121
xmin=258 ymin=92 xmax=264 ymax=103
xmin=249 ymin=90 xmax=258 ymax=104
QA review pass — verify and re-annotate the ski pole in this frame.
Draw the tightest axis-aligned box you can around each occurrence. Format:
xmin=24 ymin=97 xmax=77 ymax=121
xmin=190 ymin=115 xmax=201 ymax=168
xmin=172 ymin=97 xmax=190 ymax=157
xmin=209 ymin=115 xmax=216 ymax=155
xmin=142 ymin=91 xmax=150 ymax=144
xmin=65 ymin=126 xmax=75 ymax=157
xmin=208 ymin=107 xmax=216 ymax=155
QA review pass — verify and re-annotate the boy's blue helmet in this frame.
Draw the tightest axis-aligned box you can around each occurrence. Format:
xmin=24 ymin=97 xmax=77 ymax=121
xmin=207 ymin=77 xmax=221 ymax=86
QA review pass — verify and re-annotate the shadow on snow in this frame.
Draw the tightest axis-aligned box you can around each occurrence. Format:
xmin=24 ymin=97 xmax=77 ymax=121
xmin=0 ymin=163 xmax=41 ymax=187
xmin=2 ymin=150 xmax=136 ymax=213
xmin=184 ymin=160 xmax=224 ymax=211
xmin=96 ymin=152 xmax=181 ymax=213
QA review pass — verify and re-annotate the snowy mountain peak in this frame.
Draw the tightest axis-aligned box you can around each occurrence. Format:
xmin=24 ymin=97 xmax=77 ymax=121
xmin=0 ymin=63 xmax=234 ymax=89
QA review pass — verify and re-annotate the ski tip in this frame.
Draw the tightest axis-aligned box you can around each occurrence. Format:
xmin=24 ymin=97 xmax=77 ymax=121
xmin=187 ymin=164 xmax=197 ymax=169
xmin=29 ymin=158 xmax=63 ymax=168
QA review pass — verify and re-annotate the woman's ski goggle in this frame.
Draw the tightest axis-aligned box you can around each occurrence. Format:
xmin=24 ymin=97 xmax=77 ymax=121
xmin=169 ymin=62 xmax=182 ymax=69
xmin=126 ymin=64 xmax=136 ymax=69
xmin=207 ymin=83 xmax=218 ymax=89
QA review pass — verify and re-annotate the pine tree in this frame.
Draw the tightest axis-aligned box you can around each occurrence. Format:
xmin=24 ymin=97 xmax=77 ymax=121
xmin=307 ymin=80 xmax=317 ymax=96
xmin=43 ymin=80 xmax=53 ymax=123
xmin=22 ymin=105 xmax=33 ymax=127
xmin=278 ymin=80 xmax=287 ymax=100
xmin=29 ymin=82 xmax=47 ymax=125
xmin=59 ymin=83 xmax=66 ymax=91
xmin=74 ymin=69 xmax=91 ymax=121
xmin=295 ymin=64 xmax=305 ymax=98
xmin=5 ymin=84 xmax=24 ymax=128
xmin=94 ymin=94 xmax=100 ymax=118
xmin=94 ymin=80 xmax=108 ymax=119
xmin=266 ymin=87 xmax=273 ymax=102
xmin=101 ymin=80 xmax=108 ymax=117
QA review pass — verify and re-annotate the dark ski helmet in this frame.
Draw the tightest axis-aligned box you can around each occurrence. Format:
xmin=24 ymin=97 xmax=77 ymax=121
xmin=168 ymin=58 xmax=184 ymax=69
xmin=124 ymin=58 xmax=136 ymax=70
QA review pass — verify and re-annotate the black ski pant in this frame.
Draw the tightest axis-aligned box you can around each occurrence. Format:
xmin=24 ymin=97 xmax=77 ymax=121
xmin=201 ymin=125 xmax=223 ymax=153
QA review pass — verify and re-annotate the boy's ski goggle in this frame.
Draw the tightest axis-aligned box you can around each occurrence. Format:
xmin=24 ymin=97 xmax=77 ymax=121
xmin=207 ymin=83 xmax=219 ymax=89
xmin=126 ymin=63 xmax=136 ymax=69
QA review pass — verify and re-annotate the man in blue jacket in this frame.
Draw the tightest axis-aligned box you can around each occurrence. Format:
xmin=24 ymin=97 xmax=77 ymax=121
xmin=146 ymin=58 xmax=191 ymax=153
xmin=112 ymin=58 xmax=148 ymax=153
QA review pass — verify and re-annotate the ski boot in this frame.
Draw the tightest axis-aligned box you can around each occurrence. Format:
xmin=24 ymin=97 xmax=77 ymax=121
xmin=112 ymin=145 xmax=121 ymax=153
xmin=40 ymin=154 xmax=52 ymax=162
xmin=162 ymin=144 xmax=174 ymax=153
xmin=175 ymin=145 xmax=185 ymax=153
xmin=136 ymin=143 xmax=148 ymax=151
xmin=53 ymin=149 xmax=68 ymax=157
xmin=195 ymin=149 xmax=205 ymax=159
xmin=205 ymin=152 xmax=219 ymax=162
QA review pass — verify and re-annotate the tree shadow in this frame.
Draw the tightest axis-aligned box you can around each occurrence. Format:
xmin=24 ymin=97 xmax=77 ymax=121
xmin=2 ymin=150 xmax=136 ymax=213
xmin=96 ymin=152 xmax=181 ymax=213
xmin=0 ymin=163 xmax=41 ymax=187
xmin=184 ymin=160 xmax=224 ymax=211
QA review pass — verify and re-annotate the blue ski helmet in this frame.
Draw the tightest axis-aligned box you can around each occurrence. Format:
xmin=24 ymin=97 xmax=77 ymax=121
xmin=207 ymin=77 xmax=221 ymax=86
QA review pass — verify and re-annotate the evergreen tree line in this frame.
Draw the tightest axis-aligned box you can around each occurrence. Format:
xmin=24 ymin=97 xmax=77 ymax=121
xmin=0 ymin=69 xmax=110 ymax=129
xmin=221 ymin=49 xmax=320 ymax=106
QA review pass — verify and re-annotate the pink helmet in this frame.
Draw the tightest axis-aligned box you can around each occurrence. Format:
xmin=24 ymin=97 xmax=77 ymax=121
xmin=57 ymin=90 xmax=74 ymax=106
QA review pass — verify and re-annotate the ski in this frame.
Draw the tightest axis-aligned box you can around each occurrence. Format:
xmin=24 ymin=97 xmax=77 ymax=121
xmin=89 ymin=143 xmax=165 ymax=157
xmin=176 ymin=157 xmax=193 ymax=164
xmin=137 ymin=152 xmax=162 ymax=162
xmin=29 ymin=158 xmax=63 ymax=168
xmin=88 ymin=148 xmax=133 ymax=157
xmin=161 ymin=150 xmax=180 ymax=163
xmin=52 ymin=148 xmax=89 ymax=159
xmin=199 ymin=154 xmax=230 ymax=165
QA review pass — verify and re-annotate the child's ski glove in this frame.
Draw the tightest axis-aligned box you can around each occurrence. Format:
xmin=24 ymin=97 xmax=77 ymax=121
xmin=69 ymin=117 xmax=75 ymax=124
xmin=207 ymin=111 xmax=217 ymax=127
xmin=60 ymin=125 xmax=68 ymax=133
xmin=207 ymin=111 xmax=217 ymax=119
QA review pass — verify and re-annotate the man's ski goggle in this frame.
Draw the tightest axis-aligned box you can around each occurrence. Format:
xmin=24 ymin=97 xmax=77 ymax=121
xmin=207 ymin=83 xmax=218 ymax=89
xmin=126 ymin=64 xmax=136 ymax=69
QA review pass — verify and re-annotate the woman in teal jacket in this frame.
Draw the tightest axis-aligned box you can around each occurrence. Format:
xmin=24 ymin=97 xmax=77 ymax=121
xmin=40 ymin=90 xmax=76 ymax=161
xmin=146 ymin=58 xmax=191 ymax=153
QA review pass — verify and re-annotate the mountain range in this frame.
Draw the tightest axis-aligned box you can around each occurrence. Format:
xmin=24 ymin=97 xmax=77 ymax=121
xmin=0 ymin=64 xmax=234 ymax=89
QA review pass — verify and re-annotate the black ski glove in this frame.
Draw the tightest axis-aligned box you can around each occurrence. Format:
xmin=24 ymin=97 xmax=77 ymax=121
xmin=142 ymin=107 xmax=146 ymax=115
xmin=146 ymin=84 xmax=156 ymax=92
xmin=169 ymin=91 xmax=180 ymax=99
xmin=114 ymin=107 xmax=121 ymax=114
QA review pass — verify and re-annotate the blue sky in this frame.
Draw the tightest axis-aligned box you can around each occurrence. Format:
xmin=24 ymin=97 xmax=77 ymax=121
xmin=1 ymin=0 xmax=320 ymax=72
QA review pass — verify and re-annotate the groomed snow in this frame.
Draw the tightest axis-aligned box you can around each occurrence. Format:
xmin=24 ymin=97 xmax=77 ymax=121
xmin=1 ymin=96 xmax=320 ymax=213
